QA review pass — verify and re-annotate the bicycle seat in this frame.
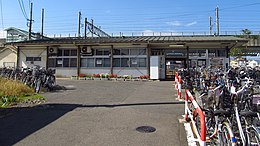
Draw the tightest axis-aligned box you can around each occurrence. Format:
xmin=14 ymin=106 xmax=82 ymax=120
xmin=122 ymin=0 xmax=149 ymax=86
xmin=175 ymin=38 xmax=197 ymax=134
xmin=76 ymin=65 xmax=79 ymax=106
xmin=213 ymin=109 xmax=231 ymax=116
xmin=239 ymin=110 xmax=258 ymax=117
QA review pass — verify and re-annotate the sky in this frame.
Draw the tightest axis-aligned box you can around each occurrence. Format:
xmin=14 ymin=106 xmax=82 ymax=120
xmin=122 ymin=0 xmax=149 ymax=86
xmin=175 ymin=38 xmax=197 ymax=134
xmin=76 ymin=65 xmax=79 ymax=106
xmin=0 ymin=0 xmax=260 ymax=38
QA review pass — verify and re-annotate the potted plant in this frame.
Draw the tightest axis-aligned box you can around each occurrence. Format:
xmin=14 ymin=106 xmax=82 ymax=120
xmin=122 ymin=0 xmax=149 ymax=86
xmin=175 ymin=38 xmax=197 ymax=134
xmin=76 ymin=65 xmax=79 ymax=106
xmin=100 ymin=73 xmax=109 ymax=80
xmin=78 ymin=74 xmax=86 ymax=80
xmin=108 ymin=74 xmax=117 ymax=80
xmin=92 ymin=74 xmax=101 ymax=80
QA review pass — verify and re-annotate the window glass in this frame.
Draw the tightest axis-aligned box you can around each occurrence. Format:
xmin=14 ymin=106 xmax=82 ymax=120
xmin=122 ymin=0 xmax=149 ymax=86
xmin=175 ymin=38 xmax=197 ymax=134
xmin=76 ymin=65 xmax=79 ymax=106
xmin=208 ymin=49 xmax=216 ymax=57
xmin=57 ymin=49 xmax=63 ymax=56
xmin=130 ymin=49 xmax=139 ymax=55
xmin=26 ymin=57 xmax=33 ymax=61
xmin=113 ymin=49 xmax=120 ymax=55
xmin=139 ymin=49 xmax=146 ymax=55
xmin=121 ymin=58 xmax=129 ymax=67
xmin=70 ymin=58 xmax=77 ymax=67
xmin=48 ymin=58 xmax=56 ymax=67
xmin=139 ymin=58 xmax=146 ymax=67
xmin=63 ymin=58 xmax=70 ymax=67
xmin=103 ymin=49 xmax=110 ymax=55
xmin=64 ymin=50 xmax=70 ymax=56
xmin=121 ymin=49 xmax=129 ymax=55
xmin=71 ymin=49 xmax=77 ymax=56
xmin=113 ymin=58 xmax=120 ymax=67
xmin=96 ymin=58 xmax=103 ymax=67
xmin=217 ymin=50 xmax=226 ymax=57
xmin=96 ymin=49 xmax=103 ymax=55
xmin=81 ymin=58 xmax=87 ymax=67
xmin=104 ymin=58 xmax=111 ymax=67
xmin=34 ymin=57 xmax=41 ymax=61
xmin=56 ymin=58 xmax=63 ymax=67
xmin=130 ymin=58 xmax=138 ymax=67
xmin=87 ymin=58 xmax=95 ymax=67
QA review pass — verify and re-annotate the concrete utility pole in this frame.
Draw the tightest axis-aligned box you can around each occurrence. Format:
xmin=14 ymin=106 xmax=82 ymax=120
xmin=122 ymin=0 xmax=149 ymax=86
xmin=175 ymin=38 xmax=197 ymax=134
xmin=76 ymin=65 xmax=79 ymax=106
xmin=216 ymin=6 xmax=219 ymax=35
xmin=209 ymin=16 xmax=213 ymax=35
xmin=91 ymin=19 xmax=94 ymax=37
xmin=28 ymin=2 xmax=33 ymax=40
xmin=84 ymin=18 xmax=87 ymax=39
xmin=78 ymin=11 xmax=81 ymax=38
xmin=41 ymin=8 xmax=44 ymax=38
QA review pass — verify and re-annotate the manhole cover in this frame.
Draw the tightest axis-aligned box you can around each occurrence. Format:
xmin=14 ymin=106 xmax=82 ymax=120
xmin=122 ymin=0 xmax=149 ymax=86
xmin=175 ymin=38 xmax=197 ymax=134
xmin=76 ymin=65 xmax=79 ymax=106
xmin=136 ymin=126 xmax=156 ymax=133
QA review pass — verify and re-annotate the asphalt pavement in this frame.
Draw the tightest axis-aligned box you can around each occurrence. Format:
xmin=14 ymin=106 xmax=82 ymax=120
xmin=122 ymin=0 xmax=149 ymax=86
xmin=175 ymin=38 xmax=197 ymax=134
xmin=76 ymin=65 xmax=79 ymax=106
xmin=0 ymin=79 xmax=188 ymax=146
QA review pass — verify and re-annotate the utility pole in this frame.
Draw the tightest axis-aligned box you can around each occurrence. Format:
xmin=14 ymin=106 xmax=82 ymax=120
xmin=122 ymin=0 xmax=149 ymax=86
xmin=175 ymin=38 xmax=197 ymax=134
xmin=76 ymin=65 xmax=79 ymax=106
xmin=41 ymin=8 xmax=44 ymax=38
xmin=28 ymin=2 xmax=33 ymax=40
xmin=84 ymin=18 xmax=87 ymax=39
xmin=91 ymin=19 xmax=94 ymax=37
xmin=216 ymin=6 xmax=219 ymax=35
xmin=78 ymin=11 xmax=81 ymax=38
xmin=209 ymin=16 xmax=213 ymax=35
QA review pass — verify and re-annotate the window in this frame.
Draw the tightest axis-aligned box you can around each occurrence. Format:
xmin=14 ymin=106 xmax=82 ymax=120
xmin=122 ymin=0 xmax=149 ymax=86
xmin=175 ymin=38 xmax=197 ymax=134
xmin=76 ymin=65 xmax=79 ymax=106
xmin=130 ymin=58 xmax=138 ymax=67
xmin=139 ymin=58 xmax=146 ymax=67
xmin=121 ymin=49 xmax=129 ymax=55
xmin=71 ymin=50 xmax=77 ymax=56
xmin=48 ymin=58 xmax=56 ymax=67
xmin=121 ymin=58 xmax=129 ymax=67
xmin=70 ymin=58 xmax=77 ymax=67
xmin=113 ymin=58 xmax=120 ymax=67
xmin=96 ymin=49 xmax=103 ymax=55
xmin=63 ymin=58 xmax=70 ymax=67
xmin=96 ymin=58 xmax=103 ymax=67
xmin=130 ymin=49 xmax=146 ymax=55
xmin=113 ymin=49 xmax=120 ymax=55
xmin=104 ymin=58 xmax=111 ymax=67
xmin=64 ymin=50 xmax=70 ymax=56
xmin=81 ymin=58 xmax=95 ymax=67
xmin=56 ymin=58 xmax=63 ymax=67
xmin=217 ymin=50 xmax=226 ymax=57
xmin=26 ymin=57 xmax=41 ymax=61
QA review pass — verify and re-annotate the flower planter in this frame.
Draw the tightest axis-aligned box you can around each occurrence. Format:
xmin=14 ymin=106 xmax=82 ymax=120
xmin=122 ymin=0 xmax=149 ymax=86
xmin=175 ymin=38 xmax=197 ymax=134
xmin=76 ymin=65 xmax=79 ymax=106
xmin=71 ymin=76 xmax=78 ymax=80
xmin=78 ymin=77 xmax=86 ymax=80
xmin=93 ymin=78 xmax=101 ymax=81
xmin=100 ymin=78 xmax=109 ymax=81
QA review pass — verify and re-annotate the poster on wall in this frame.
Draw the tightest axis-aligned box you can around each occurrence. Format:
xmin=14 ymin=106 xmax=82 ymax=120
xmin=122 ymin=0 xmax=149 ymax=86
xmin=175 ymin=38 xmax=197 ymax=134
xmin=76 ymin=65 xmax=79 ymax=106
xmin=57 ymin=60 xmax=63 ymax=65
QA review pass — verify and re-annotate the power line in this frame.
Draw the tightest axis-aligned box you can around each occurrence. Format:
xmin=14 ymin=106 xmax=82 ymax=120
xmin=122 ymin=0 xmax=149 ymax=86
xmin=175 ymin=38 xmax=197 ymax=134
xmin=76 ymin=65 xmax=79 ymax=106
xmin=17 ymin=0 xmax=28 ymax=20
xmin=0 ymin=0 xmax=4 ymax=30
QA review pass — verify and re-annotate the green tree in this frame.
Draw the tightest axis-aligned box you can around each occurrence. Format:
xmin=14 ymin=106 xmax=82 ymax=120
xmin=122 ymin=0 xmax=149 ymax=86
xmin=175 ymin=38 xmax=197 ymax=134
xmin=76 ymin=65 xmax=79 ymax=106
xmin=241 ymin=29 xmax=251 ymax=38
xmin=229 ymin=47 xmax=245 ymax=58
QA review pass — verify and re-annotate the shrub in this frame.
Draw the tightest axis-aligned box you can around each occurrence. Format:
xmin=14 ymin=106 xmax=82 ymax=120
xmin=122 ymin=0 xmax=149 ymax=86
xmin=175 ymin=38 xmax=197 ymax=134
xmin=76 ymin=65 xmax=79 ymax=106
xmin=92 ymin=74 xmax=100 ymax=78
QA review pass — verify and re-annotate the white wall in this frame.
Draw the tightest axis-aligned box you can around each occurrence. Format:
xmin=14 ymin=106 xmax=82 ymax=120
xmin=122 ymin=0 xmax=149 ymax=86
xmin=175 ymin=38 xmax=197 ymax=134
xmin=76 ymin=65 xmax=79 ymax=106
xmin=80 ymin=68 xmax=111 ymax=75
xmin=0 ymin=49 xmax=17 ymax=68
xmin=113 ymin=68 xmax=147 ymax=77
xmin=55 ymin=68 xmax=77 ymax=77
xmin=19 ymin=47 xmax=47 ymax=68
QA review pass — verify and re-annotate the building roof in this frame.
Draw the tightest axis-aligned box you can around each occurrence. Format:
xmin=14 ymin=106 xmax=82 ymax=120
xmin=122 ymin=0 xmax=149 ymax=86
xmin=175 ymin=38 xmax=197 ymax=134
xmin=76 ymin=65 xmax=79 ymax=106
xmin=7 ymin=35 xmax=248 ymax=49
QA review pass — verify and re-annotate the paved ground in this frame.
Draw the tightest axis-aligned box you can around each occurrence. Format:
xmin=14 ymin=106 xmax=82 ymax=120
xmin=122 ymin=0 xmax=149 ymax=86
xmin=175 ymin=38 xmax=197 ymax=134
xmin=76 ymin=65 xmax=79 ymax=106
xmin=0 ymin=79 xmax=188 ymax=146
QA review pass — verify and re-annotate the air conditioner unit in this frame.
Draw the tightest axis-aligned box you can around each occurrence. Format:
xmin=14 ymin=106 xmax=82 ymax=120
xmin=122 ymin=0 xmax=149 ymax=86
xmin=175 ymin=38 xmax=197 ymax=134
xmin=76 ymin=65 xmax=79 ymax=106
xmin=81 ymin=46 xmax=93 ymax=55
xmin=49 ymin=47 xmax=58 ymax=54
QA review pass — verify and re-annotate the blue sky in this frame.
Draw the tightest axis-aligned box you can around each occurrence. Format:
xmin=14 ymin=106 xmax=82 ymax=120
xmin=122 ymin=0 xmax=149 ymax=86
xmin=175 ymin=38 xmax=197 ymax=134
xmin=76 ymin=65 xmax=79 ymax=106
xmin=1 ymin=0 xmax=260 ymax=37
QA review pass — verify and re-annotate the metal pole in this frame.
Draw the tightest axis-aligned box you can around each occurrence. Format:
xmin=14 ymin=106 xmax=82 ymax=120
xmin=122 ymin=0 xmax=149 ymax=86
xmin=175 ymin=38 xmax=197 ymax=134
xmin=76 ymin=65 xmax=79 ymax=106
xmin=41 ymin=8 xmax=44 ymax=38
xmin=28 ymin=2 xmax=33 ymax=40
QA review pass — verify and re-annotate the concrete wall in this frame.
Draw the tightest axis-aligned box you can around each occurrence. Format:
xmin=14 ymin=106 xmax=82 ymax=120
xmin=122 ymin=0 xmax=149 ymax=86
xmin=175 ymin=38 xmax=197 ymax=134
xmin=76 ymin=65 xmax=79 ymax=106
xmin=0 ymin=48 xmax=17 ymax=68
xmin=113 ymin=68 xmax=147 ymax=77
xmin=80 ymin=68 xmax=111 ymax=75
xmin=19 ymin=47 xmax=47 ymax=68
xmin=55 ymin=68 xmax=78 ymax=77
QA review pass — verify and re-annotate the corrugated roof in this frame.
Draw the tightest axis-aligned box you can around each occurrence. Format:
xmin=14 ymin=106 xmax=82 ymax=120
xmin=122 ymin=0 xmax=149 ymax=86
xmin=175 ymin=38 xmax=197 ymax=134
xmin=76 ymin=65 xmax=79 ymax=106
xmin=8 ymin=36 xmax=248 ymax=45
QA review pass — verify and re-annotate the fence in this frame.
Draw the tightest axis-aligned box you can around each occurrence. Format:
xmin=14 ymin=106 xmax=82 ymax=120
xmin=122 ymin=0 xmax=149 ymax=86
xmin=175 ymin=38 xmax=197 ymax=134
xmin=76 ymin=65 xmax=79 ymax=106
xmin=184 ymin=89 xmax=206 ymax=146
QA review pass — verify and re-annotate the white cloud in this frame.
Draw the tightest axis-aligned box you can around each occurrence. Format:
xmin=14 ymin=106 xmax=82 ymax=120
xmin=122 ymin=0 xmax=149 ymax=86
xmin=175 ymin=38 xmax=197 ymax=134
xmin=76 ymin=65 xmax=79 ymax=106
xmin=166 ymin=21 xmax=182 ymax=26
xmin=186 ymin=21 xmax=197 ymax=27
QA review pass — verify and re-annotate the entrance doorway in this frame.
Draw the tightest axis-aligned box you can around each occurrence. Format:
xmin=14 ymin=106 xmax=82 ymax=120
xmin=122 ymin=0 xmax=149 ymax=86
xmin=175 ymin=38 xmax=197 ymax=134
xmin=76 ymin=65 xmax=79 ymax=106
xmin=165 ymin=58 xmax=186 ymax=79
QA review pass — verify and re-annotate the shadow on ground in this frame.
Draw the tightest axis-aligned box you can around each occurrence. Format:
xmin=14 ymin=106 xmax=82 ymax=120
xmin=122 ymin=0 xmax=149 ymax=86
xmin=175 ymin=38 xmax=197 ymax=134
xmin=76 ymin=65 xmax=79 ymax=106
xmin=0 ymin=101 xmax=184 ymax=146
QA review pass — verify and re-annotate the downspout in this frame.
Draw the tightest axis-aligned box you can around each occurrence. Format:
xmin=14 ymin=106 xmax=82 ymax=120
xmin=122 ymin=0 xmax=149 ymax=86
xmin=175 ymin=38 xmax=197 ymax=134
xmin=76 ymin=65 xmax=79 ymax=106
xmin=147 ymin=41 xmax=151 ymax=76
xmin=16 ymin=46 xmax=20 ymax=68
xmin=77 ymin=45 xmax=81 ymax=76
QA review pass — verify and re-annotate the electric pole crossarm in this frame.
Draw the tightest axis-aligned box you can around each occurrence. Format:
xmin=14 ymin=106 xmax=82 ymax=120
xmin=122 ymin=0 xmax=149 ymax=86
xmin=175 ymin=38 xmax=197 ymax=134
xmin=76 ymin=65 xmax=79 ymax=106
xmin=86 ymin=21 xmax=111 ymax=37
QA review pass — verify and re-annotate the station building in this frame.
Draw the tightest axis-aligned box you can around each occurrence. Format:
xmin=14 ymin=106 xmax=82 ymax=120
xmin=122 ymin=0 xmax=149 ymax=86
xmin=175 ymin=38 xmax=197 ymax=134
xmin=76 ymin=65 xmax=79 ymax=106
xmin=9 ymin=36 xmax=247 ymax=80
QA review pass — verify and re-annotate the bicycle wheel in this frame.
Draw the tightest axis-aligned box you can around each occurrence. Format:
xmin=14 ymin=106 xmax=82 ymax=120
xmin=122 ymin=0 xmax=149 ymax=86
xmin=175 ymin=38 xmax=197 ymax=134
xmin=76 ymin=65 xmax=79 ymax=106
xmin=247 ymin=127 xmax=260 ymax=146
xmin=219 ymin=122 xmax=236 ymax=146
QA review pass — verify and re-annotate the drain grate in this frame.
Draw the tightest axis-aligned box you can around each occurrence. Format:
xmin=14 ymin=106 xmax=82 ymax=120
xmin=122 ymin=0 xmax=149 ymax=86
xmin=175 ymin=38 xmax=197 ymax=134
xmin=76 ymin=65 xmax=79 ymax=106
xmin=136 ymin=126 xmax=156 ymax=133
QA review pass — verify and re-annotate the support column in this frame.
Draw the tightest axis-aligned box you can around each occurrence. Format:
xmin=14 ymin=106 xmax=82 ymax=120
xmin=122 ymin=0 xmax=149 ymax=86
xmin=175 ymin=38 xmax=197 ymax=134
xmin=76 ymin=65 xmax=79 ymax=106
xmin=77 ymin=46 xmax=81 ymax=76
xmin=16 ymin=46 xmax=20 ymax=68
xmin=186 ymin=46 xmax=189 ymax=70
xmin=46 ymin=46 xmax=49 ymax=69
xmin=110 ymin=45 xmax=113 ymax=74
xmin=147 ymin=44 xmax=151 ymax=76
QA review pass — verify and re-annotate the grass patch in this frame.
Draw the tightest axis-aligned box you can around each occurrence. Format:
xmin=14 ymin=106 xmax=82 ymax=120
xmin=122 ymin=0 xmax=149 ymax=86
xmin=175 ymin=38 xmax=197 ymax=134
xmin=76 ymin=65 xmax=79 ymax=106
xmin=0 ymin=77 xmax=45 ymax=108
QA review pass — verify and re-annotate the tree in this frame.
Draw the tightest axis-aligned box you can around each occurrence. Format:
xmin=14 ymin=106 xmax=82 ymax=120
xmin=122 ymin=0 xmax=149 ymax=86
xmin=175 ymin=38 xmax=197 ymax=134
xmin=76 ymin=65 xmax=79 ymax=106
xmin=229 ymin=47 xmax=245 ymax=58
xmin=241 ymin=29 xmax=251 ymax=38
